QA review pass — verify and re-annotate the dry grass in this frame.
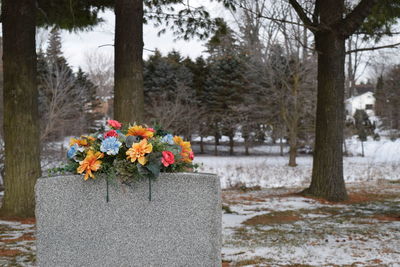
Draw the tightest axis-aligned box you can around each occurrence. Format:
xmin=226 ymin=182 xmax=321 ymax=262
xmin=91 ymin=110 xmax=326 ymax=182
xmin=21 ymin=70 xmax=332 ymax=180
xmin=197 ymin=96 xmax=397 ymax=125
xmin=243 ymin=211 xmax=301 ymax=225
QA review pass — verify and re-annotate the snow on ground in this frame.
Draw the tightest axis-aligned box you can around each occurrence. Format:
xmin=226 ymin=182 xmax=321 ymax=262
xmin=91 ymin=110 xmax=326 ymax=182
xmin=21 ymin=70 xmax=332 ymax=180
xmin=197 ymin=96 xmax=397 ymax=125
xmin=195 ymin=137 xmax=400 ymax=189
xmin=345 ymin=136 xmax=400 ymax=163
xmin=222 ymin=183 xmax=400 ymax=266
xmin=196 ymin=155 xmax=400 ymax=189
xmin=0 ymin=218 xmax=36 ymax=267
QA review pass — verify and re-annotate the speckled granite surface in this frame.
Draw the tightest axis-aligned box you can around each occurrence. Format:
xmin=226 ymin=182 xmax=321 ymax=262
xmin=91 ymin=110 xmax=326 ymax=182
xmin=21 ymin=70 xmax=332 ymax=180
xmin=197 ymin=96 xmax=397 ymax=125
xmin=35 ymin=173 xmax=221 ymax=267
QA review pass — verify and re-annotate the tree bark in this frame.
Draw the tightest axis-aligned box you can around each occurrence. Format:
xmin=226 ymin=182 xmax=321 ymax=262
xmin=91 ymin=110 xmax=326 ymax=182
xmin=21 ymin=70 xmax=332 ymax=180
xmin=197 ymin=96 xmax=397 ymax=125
xmin=114 ymin=0 xmax=144 ymax=124
xmin=361 ymin=140 xmax=364 ymax=157
xmin=304 ymin=29 xmax=348 ymax=201
xmin=200 ymin=136 xmax=204 ymax=154
xmin=229 ymin=135 xmax=234 ymax=156
xmin=289 ymin=0 xmax=380 ymax=202
xmin=1 ymin=0 xmax=41 ymax=217
xmin=244 ymin=137 xmax=250 ymax=156
xmin=288 ymin=131 xmax=297 ymax=167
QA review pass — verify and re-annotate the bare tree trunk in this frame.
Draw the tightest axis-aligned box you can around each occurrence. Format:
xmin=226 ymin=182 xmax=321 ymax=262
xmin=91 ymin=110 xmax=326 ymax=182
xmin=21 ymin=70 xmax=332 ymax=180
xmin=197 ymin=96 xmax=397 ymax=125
xmin=229 ymin=135 xmax=234 ymax=156
xmin=361 ymin=140 xmax=364 ymax=157
xmin=346 ymin=38 xmax=353 ymax=98
xmin=200 ymin=136 xmax=204 ymax=154
xmin=279 ymin=126 xmax=284 ymax=156
xmin=288 ymin=130 xmax=297 ymax=167
xmin=114 ymin=0 xmax=144 ymax=124
xmin=244 ymin=137 xmax=250 ymax=156
xmin=304 ymin=30 xmax=348 ymax=201
xmin=289 ymin=0 xmax=379 ymax=202
xmin=1 ymin=0 xmax=41 ymax=217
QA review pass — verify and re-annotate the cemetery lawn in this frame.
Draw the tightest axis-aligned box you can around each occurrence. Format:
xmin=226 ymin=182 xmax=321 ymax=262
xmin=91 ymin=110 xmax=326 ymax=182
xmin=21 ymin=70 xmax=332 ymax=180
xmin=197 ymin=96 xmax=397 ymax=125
xmin=0 ymin=181 xmax=399 ymax=266
xmin=222 ymin=181 xmax=400 ymax=266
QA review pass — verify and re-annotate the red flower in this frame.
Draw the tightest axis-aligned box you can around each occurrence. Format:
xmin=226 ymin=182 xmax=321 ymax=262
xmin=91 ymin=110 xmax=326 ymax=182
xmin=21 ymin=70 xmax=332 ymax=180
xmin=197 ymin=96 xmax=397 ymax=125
xmin=107 ymin=119 xmax=122 ymax=129
xmin=161 ymin=151 xmax=175 ymax=167
xmin=148 ymin=128 xmax=155 ymax=132
xmin=104 ymin=130 xmax=118 ymax=139
xmin=189 ymin=151 xmax=194 ymax=160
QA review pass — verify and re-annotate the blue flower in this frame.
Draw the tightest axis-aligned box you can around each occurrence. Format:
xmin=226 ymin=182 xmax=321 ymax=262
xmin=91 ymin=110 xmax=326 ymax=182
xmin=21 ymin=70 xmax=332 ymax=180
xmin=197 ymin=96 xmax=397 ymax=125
xmin=100 ymin=137 xmax=122 ymax=155
xmin=161 ymin=134 xmax=174 ymax=145
xmin=67 ymin=144 xmax=79 ymax=159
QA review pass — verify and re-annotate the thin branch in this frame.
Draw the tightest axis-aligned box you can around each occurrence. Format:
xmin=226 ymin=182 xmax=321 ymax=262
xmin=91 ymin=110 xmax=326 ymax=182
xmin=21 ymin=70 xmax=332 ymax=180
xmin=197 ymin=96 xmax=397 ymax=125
xmin=354 ymin=31 xmax=400 ymax=35
xmin=312 ymin=0 xmax=320 ymax=25
xmin=287 ymin=0 xmax=317 ymax=33
xmin=231 ymin=0 xmax=319 ymax=31
xmin=346 ymin=42 xmax=400 ymax=54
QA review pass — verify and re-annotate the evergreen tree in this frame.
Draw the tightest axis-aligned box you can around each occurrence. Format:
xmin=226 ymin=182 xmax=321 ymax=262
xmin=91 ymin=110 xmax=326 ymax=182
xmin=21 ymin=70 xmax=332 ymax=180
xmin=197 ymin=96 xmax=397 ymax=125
xmin=183 ymin=56 xmax=209 ymax=153
xmin=354 ymin=109 xmax=373 ymax=157
xmin=75 ymin=68 xmax=102 ymax=132
xmin=38 ymin=30 xmax=100 ymax=140
xmin=143 ymin=50 xmax=196 ymax=136
xmin=380 ymin=65 xmax=400 ymax=130
xmin=205 ymin=27 xmax=247 ymax=155
xmin=374 ymin=75 xmax=385 ymax=118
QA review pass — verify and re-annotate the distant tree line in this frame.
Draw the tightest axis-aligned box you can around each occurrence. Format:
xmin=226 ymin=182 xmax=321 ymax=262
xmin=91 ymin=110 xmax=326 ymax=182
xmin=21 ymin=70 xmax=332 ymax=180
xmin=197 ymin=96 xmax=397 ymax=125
xmin=141 ymin=23 xmax=317 ymax=166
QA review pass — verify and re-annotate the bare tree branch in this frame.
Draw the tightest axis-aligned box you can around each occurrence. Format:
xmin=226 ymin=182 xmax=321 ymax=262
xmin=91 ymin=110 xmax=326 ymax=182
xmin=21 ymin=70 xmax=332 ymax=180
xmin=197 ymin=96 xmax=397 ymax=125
xmin=287 ymin=0 xmax=317 ymax=33
xmin=346 ymin=42 xmax=400 ymax=54
xmin=232 ymin=0 xmax=319 ymax=31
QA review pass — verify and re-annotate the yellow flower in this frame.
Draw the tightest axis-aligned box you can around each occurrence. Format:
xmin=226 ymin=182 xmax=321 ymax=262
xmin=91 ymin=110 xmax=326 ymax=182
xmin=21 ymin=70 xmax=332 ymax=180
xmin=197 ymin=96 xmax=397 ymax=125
xmin=77 ymin=150 xmax=104 ymax=180
xmin=127 ymin=125 xmax=154 ymax=139
xmin=126 ymin=139 xmax=153 ymax=165
xmin=70 ymin=138 xmax=88 ymax=147
xmin=173 ymin=136 xmax=193 ymax=162
xmin=69 ymin=136 xmax=96 ymax=147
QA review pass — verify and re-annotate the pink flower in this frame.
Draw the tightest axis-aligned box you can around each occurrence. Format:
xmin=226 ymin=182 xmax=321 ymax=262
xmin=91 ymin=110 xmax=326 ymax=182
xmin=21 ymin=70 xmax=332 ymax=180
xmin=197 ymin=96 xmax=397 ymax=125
xmin=148 ymin=128 xmax=155 ymax=132
xmin=104 ymin=130 xmax=118 ymax=139
xmin=161 ymin=151 xmax=175 ymax=167
xmin=107 ymin=119 xmax=122 ymax=129
xmin=189 ymin=151 xmax=194 ymax=161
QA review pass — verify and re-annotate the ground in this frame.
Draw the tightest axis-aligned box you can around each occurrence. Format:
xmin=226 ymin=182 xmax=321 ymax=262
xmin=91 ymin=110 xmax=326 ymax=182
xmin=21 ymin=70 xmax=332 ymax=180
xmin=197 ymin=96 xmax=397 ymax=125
xmin=221 ymin=181 xmax=400 ymax=266
xmin=0 ymin=218 xmax=36 ymax=266
xmin=0 ymin=179 xmax=399 ymax=266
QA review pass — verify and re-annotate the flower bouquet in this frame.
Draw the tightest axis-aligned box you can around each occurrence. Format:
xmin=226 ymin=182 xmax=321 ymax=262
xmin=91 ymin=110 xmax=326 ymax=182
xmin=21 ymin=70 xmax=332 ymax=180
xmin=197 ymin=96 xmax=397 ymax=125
xmin=62 ymin=120 xmax=196 ymax=195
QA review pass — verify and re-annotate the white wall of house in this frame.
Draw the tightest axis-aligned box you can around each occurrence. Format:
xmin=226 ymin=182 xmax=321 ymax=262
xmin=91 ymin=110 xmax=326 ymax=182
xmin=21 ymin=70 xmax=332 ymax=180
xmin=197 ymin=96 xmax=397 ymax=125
xmin=345 ymin=92 xmax=375 ymax=117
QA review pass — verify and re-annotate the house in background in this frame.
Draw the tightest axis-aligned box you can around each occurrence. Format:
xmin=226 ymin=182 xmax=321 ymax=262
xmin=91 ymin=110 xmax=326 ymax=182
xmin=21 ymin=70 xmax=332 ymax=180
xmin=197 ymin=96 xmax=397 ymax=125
xmin=345 ymin=91 xmax=375 ymax=117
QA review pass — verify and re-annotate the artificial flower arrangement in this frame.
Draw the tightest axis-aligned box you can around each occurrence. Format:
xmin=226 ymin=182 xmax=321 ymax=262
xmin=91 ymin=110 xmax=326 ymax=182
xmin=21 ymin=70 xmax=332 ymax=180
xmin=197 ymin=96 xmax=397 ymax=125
xmin=62 ymin=120 xmax=196 ymax=192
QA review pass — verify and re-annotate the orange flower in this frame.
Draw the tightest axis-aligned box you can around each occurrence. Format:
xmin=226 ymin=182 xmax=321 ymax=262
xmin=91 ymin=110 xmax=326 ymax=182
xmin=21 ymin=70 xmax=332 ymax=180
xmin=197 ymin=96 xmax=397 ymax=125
xmin=127 ymin=125 xmax=154 ymax=139
xmin=126 ymin=139 xmax=153 ymax=165
xmin=173 ymin=136 xmax=193 ymax=163
xmin=69 ymin=136 xmax=96 ymax=147
xmin=77 ymin=150 xmax=104 ymax=180
xmin=70 ymin=138 xmax=88 ymax=147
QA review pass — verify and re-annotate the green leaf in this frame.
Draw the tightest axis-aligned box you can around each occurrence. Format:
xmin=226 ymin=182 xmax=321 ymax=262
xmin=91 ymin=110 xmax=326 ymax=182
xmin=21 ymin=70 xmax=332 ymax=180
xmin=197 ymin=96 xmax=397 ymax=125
xmin=125 ymin=135 xmax=140 ymax=148
xmin=146 ymin=162 xmax=161 ymax=179
xmin=137 ymin=164 xmax=152 ymax=178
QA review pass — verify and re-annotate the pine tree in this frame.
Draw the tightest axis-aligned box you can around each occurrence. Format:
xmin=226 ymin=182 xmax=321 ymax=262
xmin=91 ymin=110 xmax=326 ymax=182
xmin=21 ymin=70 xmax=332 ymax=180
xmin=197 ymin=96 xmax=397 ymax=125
xmin=38 ymin=32 xmax=100 ymax=140
xmin=374 ymin=75 xmax=386 ymax=118
xmin=205 ymin=27 xmax=247 ymax=155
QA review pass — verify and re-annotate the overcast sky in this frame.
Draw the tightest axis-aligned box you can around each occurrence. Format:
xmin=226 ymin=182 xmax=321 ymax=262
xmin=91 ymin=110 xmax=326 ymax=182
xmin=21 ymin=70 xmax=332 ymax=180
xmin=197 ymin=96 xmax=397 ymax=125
xmin=39 ymin=5 xmax=400 ymax=82
xmin=55 ymin=4 xmax=230 ymax=71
